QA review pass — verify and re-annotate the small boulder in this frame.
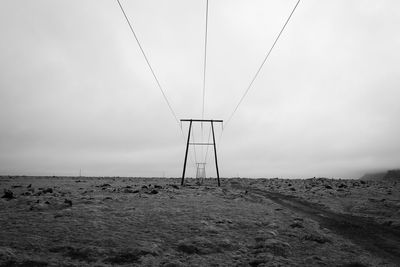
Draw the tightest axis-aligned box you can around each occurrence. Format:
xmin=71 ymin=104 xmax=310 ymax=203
xmin=256 ymin=239 xmax=291 ymax=258
xmin=64 ymin=199 xmax=72 ymax=206
xmin=177 ymin=243 xmax=198 ymax=254
xmin=303 ymin=234 xmax=331 ymax=244
xmin=1 ymin=190 xmax=14 ymax=200
xmin=42 ymin=188 xmax=53 ymax=194
xmin=162 ymin=260 xmax=184 ymax=267
xmin=290 ymin=222 xmax=304 ymax=228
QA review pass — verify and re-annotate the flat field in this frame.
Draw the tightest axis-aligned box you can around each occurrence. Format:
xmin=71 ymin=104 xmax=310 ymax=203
xmin=1 ymin=176 xmax=399 ymax=266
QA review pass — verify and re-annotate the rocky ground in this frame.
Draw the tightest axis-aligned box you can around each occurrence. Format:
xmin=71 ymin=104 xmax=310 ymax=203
xmin=0 ymin=176 xmax=399 ymax=266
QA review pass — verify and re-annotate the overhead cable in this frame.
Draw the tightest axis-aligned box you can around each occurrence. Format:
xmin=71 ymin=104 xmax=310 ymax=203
xmin=116 ymin=0 xmax=180 ymax=125
xmin=204 ymin=124 xmax=212 ymax=163
xmin=117 ymin=0 xmax=198 ymax=172
xmin=224 ymin=0 xmax=301 ymax=128
xmin=202 ymin=0 xmax=209 ymax=121
xmin=201 ymin=0 xmax=210 ymax=160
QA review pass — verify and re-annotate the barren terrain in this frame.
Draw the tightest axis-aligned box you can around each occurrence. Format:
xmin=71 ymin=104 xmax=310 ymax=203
xmin=1 ymin=176 xmax=399 ymax=266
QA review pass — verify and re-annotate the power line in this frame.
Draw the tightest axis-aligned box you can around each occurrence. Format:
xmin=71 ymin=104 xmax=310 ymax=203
xmin=117 ymin=0 xmax=198 ymax=174
xmin=116 ymin=0 xmax=180 ymax=125
xmin=191 ymin=126 xmax=198 ymax=164
xmin=201 ymin=0 xmax=210 ymax=161
xmin=202 ymin=0 xmax=209 ymax=121
xmin=224 ymin=0 xmax=301 ymax=128
xmin=204 ymin=124 xmax=212 ymax=162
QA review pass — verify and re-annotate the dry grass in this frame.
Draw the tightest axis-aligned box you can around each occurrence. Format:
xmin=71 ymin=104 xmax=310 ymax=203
xmin=0 ymin=176 xmax=398 ymax=266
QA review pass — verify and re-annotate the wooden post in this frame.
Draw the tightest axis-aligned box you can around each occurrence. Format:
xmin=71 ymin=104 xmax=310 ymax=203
xmin=181 ymin=120 xmax=192 ymax=185
xmin=211 ymin=121 xmax=220 ymax=186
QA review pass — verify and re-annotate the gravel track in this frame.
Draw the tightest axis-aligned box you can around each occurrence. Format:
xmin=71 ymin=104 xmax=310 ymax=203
xmin=235 ymin=185 xmax=400 ymax=265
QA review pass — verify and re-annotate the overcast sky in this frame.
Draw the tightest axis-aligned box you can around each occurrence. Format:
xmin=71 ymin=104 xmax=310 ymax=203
xmin=1 ymin=0 xmax=399 ymax=178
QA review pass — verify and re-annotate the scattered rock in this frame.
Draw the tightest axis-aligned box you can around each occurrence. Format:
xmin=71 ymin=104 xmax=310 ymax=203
xmin=216 ymin=218 xmax=233 ymax=224
xmin=169 ymin=184 xmax=179 ymax=189
xmin=64 ymin=199 xmax=72 ymax=206
xmin=103 ymin=249 xmax=155 ymax=264
xmin=249 ymin=257 xmax=269 ymax=267
xmin=304 ymin=255 xmax=325 ymax=265
xmin=340 ymin=263 xmax=369 ymax=267
xmin=29 ymin=203 xmax=49 ymax=211
xmin=162 ymin=260 xmax=185 ymax=267
xmin=253 ymin=239 xmax=291 ymax=257
xmin=1 ymin=189 xmax=14 ymax=200
xmin=254 ymin=232 xmax=277 ymax=243
xmin=149 ymin=189 xmax=159 ymax=194
xmin=3 ymin=259 xmax=49 ymax=266
xmin=176 ymin=237 xmax=234 ymax=255
xmin=42 ymin=188 xmax=53 ymax=194
xmin=176 ymin=243 xmax=198 ymax=254
xmin=49 ymin=246 xmax=98 ymax=262
xmin=123 ymin=188 xmax=139 ymax=193
xmin=303 ymin=234 xmax=331 ymax=244
xmin=290 ymin=222 xmax=304 ymax=228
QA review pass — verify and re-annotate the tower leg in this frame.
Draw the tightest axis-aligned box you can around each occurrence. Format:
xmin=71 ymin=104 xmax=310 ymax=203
xmin=211 ymin=121 xmax=220 ymax=186
xmin=181 ymin=120 xmax=192 ymax=185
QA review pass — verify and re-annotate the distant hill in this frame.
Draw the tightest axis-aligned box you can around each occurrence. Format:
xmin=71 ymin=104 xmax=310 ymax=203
xmin=383 ymin=169 xmax=400 ymax=181
xmin=360 ymin=169 xmax=400 ymax=181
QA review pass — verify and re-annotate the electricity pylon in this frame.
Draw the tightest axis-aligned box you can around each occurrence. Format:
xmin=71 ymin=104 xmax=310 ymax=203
xmin=180 ymin=119 xmax=223 ymax=186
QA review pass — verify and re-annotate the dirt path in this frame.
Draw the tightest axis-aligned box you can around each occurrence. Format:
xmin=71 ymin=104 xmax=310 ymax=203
xmin=233 ymin=185 xmax=400 ymax=265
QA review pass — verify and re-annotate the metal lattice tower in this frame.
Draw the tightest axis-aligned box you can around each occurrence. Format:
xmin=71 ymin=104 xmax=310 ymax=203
xmin=196 ymin=163 xmax=206 ymax=184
